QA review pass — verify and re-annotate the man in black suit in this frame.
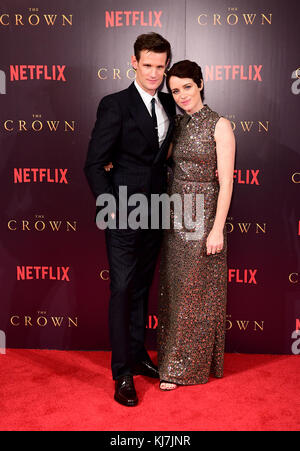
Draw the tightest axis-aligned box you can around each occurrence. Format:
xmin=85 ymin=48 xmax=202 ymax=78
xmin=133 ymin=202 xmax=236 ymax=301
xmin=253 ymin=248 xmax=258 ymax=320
xmin=84 ymin=33 xmax=175 ymax=406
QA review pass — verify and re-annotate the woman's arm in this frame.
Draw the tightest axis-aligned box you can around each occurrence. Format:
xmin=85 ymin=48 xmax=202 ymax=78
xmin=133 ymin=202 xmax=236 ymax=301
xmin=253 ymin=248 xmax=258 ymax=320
xmin=206 ymin=117 xmax=235 ymax=255
xmin=105 ymin=142 xmax=174 ymax=171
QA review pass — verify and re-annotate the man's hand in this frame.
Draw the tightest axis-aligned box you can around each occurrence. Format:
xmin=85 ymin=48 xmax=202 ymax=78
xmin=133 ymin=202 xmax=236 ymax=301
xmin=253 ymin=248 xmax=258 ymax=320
xmin=104 ymin=162 xmax=113 ymax=171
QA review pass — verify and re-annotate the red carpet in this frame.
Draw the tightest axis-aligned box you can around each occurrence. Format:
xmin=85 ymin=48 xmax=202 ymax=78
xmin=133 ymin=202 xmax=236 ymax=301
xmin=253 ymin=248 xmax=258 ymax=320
xmin=0 ymin=350 xmax=299 ymax=431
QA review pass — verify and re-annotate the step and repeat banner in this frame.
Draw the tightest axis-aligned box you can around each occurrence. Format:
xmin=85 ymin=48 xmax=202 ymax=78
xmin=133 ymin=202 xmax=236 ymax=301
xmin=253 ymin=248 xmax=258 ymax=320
xmin=0 ymin=0 xmax=299 ymax=354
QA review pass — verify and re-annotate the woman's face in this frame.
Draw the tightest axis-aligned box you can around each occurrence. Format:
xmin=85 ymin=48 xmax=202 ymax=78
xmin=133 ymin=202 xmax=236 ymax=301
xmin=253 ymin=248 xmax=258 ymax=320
xmin=169 ymin=76 xmax=203 ymax=114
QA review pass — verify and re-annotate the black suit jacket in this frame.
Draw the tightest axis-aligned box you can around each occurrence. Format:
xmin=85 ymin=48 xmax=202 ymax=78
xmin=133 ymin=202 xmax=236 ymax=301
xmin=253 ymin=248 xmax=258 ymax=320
xmin=84 ymin=82 xmax=176 ymax=211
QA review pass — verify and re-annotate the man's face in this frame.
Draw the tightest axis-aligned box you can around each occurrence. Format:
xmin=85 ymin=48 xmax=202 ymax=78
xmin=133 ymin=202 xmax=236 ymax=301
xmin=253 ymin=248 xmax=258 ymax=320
xmin=131 ymin=50 xmax=168 ymax=95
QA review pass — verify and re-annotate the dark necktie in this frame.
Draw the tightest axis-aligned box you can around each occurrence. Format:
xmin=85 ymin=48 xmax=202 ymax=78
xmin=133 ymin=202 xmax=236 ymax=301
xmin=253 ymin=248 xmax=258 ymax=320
xmin=151 ymin=98 xmax=159 ymax=144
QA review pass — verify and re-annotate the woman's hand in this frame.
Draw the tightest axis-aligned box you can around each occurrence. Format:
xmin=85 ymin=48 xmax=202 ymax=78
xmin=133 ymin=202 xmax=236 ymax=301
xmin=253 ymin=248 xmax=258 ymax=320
xmin=104 ymin=162 xmax=113 ymax=171
xmin=206 ymin=228 xmax=223 ymax=255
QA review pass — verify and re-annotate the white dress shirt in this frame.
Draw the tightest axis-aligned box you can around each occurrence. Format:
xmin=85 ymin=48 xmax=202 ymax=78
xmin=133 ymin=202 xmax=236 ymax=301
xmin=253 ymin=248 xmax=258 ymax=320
xmin=134 ymin=80 xmax=169 ymax=147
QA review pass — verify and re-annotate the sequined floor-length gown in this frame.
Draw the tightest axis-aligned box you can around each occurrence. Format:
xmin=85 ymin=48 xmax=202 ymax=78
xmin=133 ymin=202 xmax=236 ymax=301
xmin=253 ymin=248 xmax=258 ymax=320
xmin=158 ymin=105 xmax=227 ymax=385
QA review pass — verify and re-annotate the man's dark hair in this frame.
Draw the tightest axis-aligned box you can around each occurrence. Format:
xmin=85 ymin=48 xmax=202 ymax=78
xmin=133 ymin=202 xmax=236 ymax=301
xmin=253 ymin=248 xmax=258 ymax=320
xmin=166 ymin=60 xmax=204 ymax=101
xmin=134 ymin=32 xmax=171 ymax=63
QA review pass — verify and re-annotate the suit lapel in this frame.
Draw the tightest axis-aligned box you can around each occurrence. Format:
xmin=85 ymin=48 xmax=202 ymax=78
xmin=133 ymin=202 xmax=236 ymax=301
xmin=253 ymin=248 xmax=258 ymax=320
xmin=153 ymin=92 xmax=175 ymax=164
xmin=158 ymin=91 xmax=173 ymax=121
xmin=128 ymin=83 xmax=158 ymax=153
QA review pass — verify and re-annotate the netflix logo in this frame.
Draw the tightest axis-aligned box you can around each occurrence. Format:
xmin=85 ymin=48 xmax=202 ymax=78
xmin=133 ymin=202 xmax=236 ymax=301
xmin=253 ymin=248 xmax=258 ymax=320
xmin=205 ymin=65 xmax=262 ymax=81
xmin=14 ymin=168 xmax=68 ymax=184
xmin=228 ymin=269 xmax=258 ymax=284
xmin=10 ymin=65 xmax=66 ymax=82
xmin=233 ymin=169 xmax=260 ymax=185
xmin=105 ymin=10 xmax=162 ymax=28
xmin=146 ymin=315 xmax=158 ymax=329
xmin=17 ymin=266 xmax=70 ymax=281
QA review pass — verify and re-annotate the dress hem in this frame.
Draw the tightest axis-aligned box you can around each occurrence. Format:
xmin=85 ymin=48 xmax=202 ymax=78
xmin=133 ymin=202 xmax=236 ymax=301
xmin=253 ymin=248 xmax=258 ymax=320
xmin=159 ymin=373 xmax=223 ymax=386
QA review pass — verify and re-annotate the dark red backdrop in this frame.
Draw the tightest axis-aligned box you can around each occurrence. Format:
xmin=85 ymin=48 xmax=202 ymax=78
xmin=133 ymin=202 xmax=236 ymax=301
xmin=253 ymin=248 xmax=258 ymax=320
xmin=0 ymin=0 xmax=299 ymax=354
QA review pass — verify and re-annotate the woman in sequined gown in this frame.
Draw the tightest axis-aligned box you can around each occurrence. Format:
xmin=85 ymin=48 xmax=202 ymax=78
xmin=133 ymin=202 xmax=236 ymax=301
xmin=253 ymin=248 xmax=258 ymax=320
xmin=158 ymin=60 xmax=235 ymax=390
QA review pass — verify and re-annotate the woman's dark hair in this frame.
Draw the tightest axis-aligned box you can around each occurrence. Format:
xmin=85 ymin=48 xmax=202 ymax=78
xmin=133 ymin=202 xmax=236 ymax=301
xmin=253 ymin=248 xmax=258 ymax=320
xmin=166 ymin=60 xmax=204 ymax=101
xmin=134 ymin=32 xmax=171 ymax=64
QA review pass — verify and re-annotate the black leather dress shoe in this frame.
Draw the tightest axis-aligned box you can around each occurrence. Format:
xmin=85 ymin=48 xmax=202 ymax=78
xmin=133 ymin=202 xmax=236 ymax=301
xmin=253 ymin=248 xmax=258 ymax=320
xmin=114 ymin=375 xmax=138 ymax=407
xmin=132 ymin=360 xmax=159 ymax=378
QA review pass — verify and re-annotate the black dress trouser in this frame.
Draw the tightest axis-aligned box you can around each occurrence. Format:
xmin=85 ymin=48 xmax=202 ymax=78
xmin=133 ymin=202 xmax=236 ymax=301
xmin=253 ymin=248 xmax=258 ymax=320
xmin=105 ymin=226 xmax=162 ymax=380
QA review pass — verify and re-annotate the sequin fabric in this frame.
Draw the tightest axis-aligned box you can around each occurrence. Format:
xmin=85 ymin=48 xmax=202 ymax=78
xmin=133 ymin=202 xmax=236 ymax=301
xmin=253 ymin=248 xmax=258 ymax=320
xmin=157 ymin=105 xmax=227 ymax=385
